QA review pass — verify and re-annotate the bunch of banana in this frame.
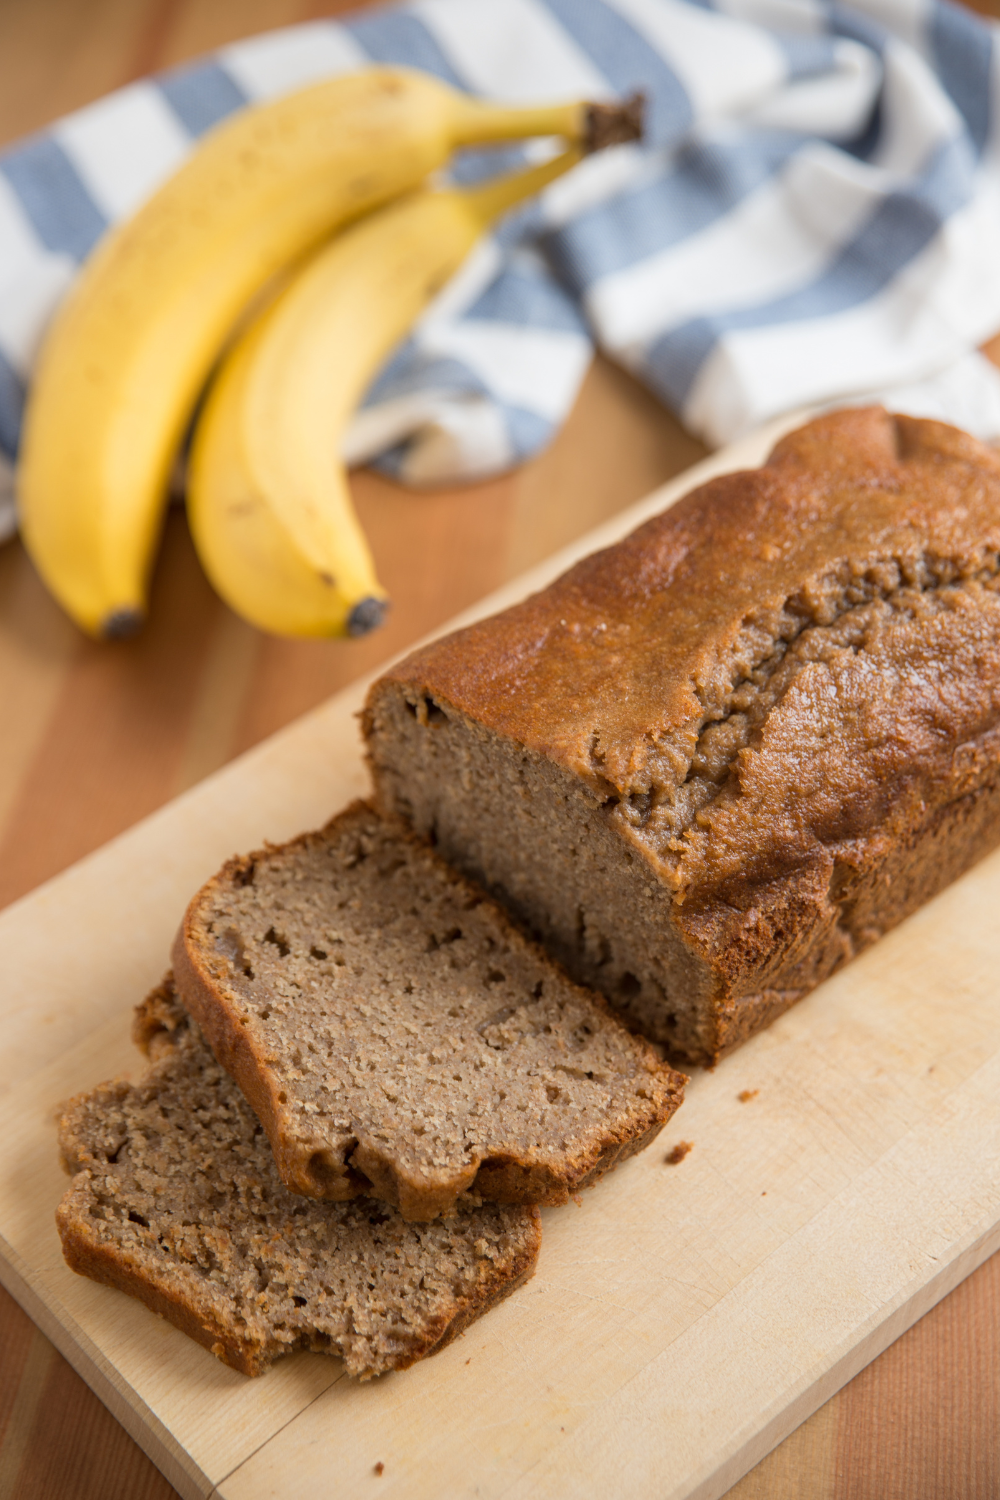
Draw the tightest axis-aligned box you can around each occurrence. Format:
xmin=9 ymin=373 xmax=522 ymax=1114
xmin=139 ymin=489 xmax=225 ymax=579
xmin=18 ymin=67 xmax=641 ymax=639
xmin=188 ymin=147 xmax=595 ymax=638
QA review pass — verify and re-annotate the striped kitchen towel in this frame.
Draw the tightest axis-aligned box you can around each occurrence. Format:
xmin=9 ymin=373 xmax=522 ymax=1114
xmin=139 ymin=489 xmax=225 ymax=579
xmin=2 ymin=0 xmax=1000 ymax=542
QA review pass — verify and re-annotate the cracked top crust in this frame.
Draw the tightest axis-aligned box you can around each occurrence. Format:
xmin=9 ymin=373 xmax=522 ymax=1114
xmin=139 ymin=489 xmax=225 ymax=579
xmin=370 ymin=408 xmax=1000 ymax=909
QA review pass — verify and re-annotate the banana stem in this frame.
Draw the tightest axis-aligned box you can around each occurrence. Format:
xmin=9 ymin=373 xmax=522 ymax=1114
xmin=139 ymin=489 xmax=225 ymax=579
xmin=449 ymin=96 xmax=586 ymax=147
xmin=460 ymin=147 xmax=585 ymax=229
xmin=449 ymin=93 xmax=645 ymax=154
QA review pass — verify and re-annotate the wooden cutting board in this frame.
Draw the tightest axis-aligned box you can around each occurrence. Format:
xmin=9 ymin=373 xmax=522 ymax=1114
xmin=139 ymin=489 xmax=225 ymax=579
xmin=2 ymin=413 xmax=999 ymax=1500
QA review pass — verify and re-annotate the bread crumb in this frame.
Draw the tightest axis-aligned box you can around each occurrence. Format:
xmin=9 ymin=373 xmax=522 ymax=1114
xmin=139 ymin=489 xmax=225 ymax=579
xmin=665 ymin=1141 xmax=693 ymax=1165
xmin=374 ymin=1462 xmax=384 ymax=1476
xmin=738 ymin=1089 xmax=759 ymax=1102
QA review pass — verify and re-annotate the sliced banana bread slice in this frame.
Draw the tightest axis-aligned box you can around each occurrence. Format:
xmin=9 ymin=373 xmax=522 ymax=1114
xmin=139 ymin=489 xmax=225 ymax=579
xmin=56 ymin=979 xmax=541 ymax=1379
xmin=172 ymin=801 xmax=685 ymax=1221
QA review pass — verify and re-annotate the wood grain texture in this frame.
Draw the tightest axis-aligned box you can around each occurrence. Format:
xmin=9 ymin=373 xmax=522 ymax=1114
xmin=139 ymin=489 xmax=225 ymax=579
xmin=0 ymin=0 xmax=999 ymax=1496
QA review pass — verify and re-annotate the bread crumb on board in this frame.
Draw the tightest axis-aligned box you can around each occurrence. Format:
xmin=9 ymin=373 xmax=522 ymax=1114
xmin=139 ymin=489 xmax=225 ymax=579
xmin=738 ymin=1089 xmax=760 ymax=1102
xmin=665 ymin=1141 xmax=693 ymax=1165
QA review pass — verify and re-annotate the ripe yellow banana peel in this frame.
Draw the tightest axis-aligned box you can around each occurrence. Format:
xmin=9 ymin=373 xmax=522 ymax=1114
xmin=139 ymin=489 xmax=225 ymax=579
xmin=18 ymin=68 xmax=634 ymax=639
xmin=188 ymin=148 xmax=599 ymax=638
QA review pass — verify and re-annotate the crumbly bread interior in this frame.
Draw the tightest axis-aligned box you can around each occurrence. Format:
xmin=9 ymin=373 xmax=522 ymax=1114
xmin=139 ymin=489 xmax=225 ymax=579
xmin=174 ymin=803 xmax=683 ymax=1220
xmin=366 ymin=695 xmax=711 ymax=1054
xmin=56 ymin=981 xmax=541 ymax=1379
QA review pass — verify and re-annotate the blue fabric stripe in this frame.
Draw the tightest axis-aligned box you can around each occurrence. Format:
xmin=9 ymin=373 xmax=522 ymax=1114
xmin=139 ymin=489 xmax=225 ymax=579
xmin=825 ymin=2 xmax=889 ymax=56
xmin=779 ymin=33 xmax=842 ymax=80
xmin=546 ymin=132 xmax=802 ymax=292
xmin=464 ymin=264 xmax=588 ymax=333
xmin=840 ymin=92 xmax=883 ymax=162
xmin=369 ymin=441 xmax=410 ymax=479
xmin=343 ymin=8 xmax=468 ymax=88
xmin=542 ymin=0 xmax=694 ymax=147
xmin=364 ymin=349 xmax=490 ymax=406
xmin=931 ymin=1 xmax=992 ymax=157
xmin=159 ymin=61 xmax=248 ymax=137
xmin=0 ymin=348 xmax=24 ymax=460
xmin=0 ymin=137 xmax=106 ymax=261
xmin=504 ymin=401 xmax=555 ymax=459
xmin=646 ymin=131 xmax=975 ymax=408
xmin=450 ymin=142 xmax=534 ymax=189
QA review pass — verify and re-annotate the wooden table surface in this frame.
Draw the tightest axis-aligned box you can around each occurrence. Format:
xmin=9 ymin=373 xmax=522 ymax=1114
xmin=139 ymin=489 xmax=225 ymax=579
xmin=2 ymin=2 xmax=1000 ymax=1497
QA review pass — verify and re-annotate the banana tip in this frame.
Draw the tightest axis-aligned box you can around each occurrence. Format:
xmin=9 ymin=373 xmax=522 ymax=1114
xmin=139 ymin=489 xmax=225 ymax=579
xmin=101 ymin=607 xmax=144 ymax=641
xmin=347 ymin=597 xmax=389 ymax=638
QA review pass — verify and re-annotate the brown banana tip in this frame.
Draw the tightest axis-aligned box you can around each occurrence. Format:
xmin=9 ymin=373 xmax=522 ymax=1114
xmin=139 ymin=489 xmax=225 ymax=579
xmin=584 ymin=92 xmax=646 ymax=153
xmin=347 ymin=596 xmax=389 ymax=637
xmin=101 ymin=607 xmax=144 ymax=641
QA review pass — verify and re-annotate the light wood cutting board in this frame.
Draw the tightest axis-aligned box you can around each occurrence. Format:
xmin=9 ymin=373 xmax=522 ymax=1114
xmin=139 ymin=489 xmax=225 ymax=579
xmin=2 ymin=412 xmax=999 ymax=1500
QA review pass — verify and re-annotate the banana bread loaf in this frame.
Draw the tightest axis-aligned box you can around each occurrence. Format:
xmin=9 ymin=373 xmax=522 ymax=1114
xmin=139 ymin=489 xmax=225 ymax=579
xmin=172 ymin=802 xmax=684 ymax=1220
xmin=364 ymin=407 xmax=1000 ymax=1064
xmin=56 ymin=979 xmax=541 ymax=1378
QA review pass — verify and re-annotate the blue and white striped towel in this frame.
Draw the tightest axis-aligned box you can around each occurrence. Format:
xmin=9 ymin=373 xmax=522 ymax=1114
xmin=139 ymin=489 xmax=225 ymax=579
xmin=2 ymin=0 xmax=1000 ymax=543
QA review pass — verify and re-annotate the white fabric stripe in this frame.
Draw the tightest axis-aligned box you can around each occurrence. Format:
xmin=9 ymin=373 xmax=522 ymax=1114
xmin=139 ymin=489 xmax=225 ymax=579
xmin=219 ymin=22 xmax=366 ymax=100
xmin=0 ymin=174 xmax=45 ymax=286
xmin=55 ymin=81 xmax=191 ymax=220
xmin=539 ymin=142 xmax=658 ymax=230
xmin=412 ymin=319 xmax=592 ymax=419
xmin=586 ymin=142 xmax=883 ymax=354
xmin=711 ymin=0 xmax=825 ymax=34
xmin=869 ymin=39 xmax=963 ymax=174
xmin=865 ymin=349 xmax=1000 ymax=439
xmin=399 ymin=398 xmax=515 ymax=484
xmin=0 ymin=256 xmax=74 ymax=376
xmin=342 ymin=391 xmax=450 ymax=465
xmin=603 ymin=0 xmax=788 ymax=117
xmin=684 ymin=172 xmax=1000 ymax=442
xmin=849 ymin=0 xmax=936 ymax=61
xmin=742 ymin=38 xmax=880 ymax=137
xmin=412 ymin=0 xmax=610 ymax=100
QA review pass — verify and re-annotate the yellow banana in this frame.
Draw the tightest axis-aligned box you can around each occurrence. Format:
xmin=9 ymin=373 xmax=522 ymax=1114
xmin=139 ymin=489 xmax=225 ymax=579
xmin=187 ymin=149 xmax=590 ymax=638
xmin=18 ymin=70 xmax=614 ymax=639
